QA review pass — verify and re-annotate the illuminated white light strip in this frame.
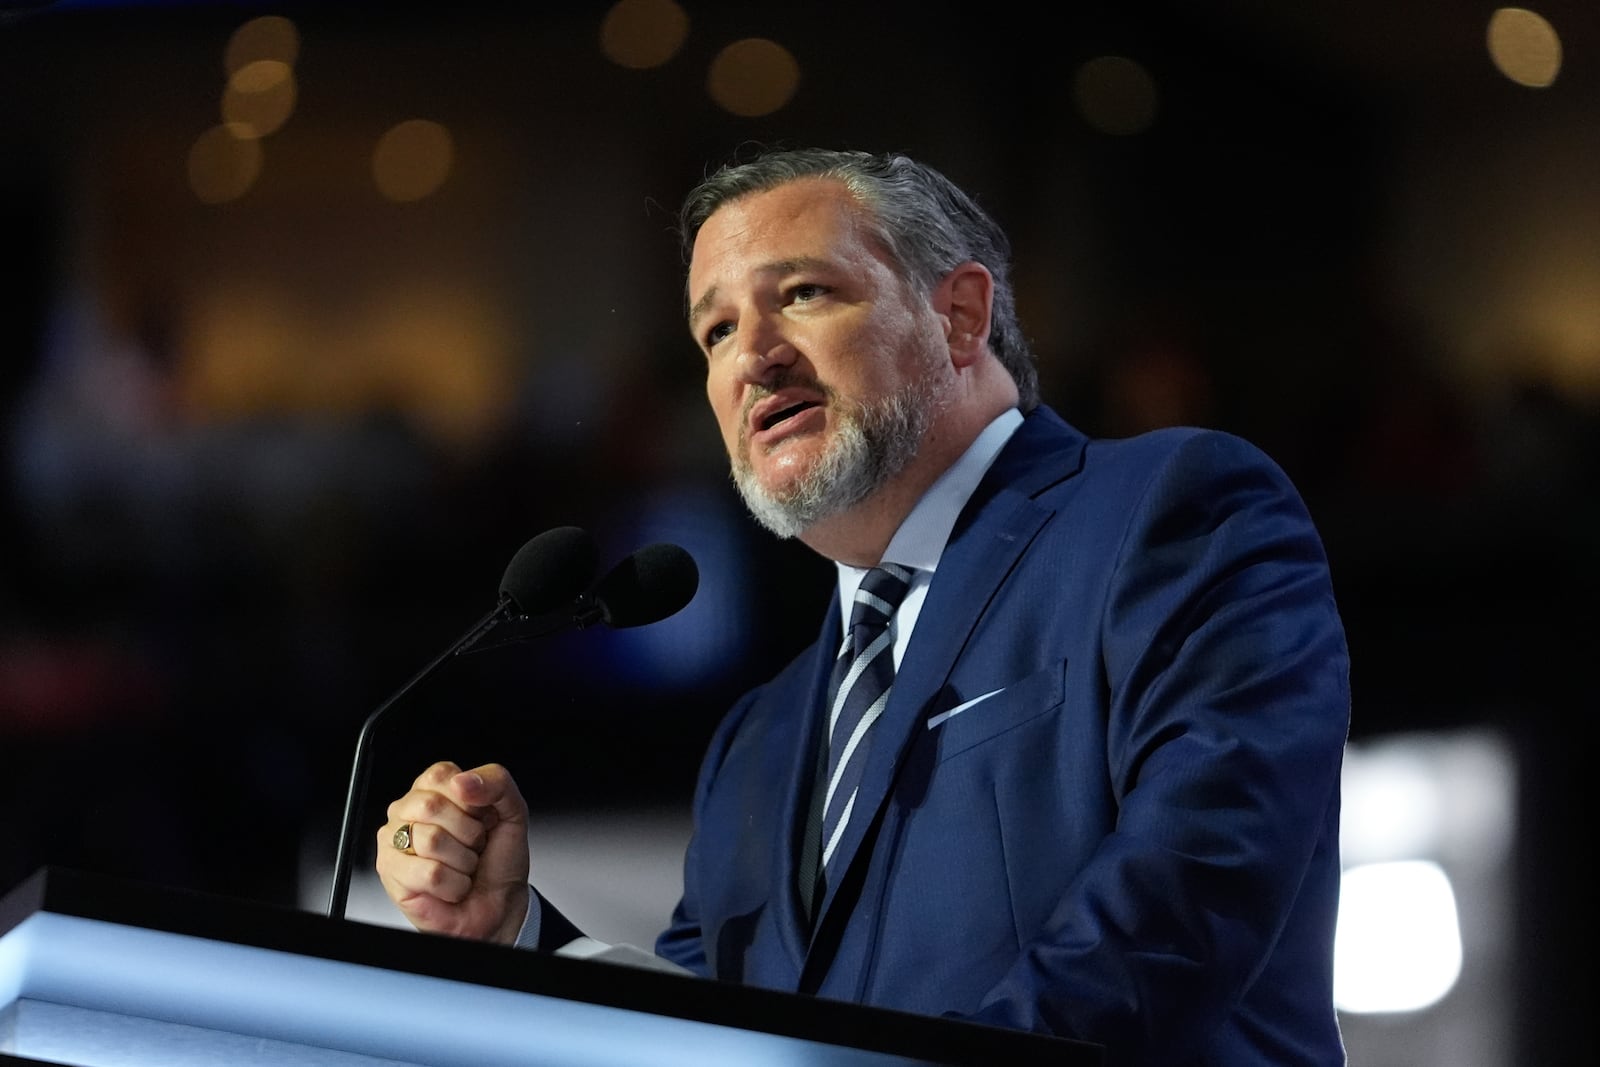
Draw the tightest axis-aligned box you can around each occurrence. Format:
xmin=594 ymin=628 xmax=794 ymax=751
xmin=0 ymin=912 xmax=921 ymax=1066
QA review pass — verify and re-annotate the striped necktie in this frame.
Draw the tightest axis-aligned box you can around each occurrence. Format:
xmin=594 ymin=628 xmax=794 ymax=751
xmin=816 ymin=562 xmax=914 ymax=887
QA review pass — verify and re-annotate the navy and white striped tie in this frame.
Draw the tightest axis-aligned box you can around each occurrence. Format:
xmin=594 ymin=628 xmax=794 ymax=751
xmin=818 ymin=562 xmax=914 ymax=880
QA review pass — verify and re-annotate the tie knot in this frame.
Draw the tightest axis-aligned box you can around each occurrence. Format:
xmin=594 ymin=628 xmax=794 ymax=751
xmin=849 ymin=563 xmax=914 ymax=632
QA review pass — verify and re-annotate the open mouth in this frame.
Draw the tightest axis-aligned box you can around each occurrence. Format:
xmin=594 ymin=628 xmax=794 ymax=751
xmin=759 ymin=400 xmax=820 ymax=432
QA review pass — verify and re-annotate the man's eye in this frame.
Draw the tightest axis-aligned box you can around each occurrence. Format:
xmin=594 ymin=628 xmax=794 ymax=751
xmin=705 ymin=321 xmax=734 ymax=347
xmin=791 ymin=283 xmax=827 ymax=302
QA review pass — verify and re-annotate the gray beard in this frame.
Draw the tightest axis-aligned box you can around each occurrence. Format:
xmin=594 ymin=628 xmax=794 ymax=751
xmin=732 ymin=382 xmax=936 ymax=540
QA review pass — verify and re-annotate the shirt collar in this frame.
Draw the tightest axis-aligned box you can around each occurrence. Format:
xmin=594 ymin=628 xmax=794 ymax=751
xmin=835 ymin=407 xmax=1024 ymax=596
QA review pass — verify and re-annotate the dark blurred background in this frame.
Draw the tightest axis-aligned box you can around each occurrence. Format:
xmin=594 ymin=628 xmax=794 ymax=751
xmin=1 ymin=1 xmax=1594 ymax=1063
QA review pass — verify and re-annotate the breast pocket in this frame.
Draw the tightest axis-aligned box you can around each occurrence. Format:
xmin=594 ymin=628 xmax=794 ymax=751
xmin=927 ymin=660 xmax=1067 ymax=763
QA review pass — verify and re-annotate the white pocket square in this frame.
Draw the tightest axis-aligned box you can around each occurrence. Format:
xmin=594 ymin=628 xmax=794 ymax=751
xmin=927 ymin=688 xmax=1005 ymax=730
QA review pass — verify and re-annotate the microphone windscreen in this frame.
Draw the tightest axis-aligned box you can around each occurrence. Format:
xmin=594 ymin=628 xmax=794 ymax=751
xmin=500 ymin=526 xmax=598 ymax=614
xmin=594 ymin=543 xmax=699 ymax=628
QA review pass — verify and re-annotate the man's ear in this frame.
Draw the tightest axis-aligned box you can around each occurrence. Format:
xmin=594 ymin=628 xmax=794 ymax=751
xmin=935 ymin=262 xmax=994 ymax=368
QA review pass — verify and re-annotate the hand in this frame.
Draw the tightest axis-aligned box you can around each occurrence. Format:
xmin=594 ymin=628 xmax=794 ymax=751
xmin=375 ymin=761 xmax=531 ymax=945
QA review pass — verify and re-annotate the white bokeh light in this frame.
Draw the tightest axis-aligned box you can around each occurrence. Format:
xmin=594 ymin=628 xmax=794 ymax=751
xmin=1335 ymin=859 xmax=1464 ymax=1014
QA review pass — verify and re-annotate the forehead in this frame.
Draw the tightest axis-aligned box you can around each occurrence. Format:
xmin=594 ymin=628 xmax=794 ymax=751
xmin=687 ymin=177 xmax=883 ymax=294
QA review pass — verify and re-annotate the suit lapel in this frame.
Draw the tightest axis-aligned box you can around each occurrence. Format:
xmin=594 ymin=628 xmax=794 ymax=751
xmin=808 ymin=409 xmax=1087 ymax=931
xmin=771 ymin=594 xmax=842 ymax=968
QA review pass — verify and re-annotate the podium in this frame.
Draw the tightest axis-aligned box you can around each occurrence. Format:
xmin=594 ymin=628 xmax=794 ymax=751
xmin=1 ymin=867 xmax=1102 ymax=1066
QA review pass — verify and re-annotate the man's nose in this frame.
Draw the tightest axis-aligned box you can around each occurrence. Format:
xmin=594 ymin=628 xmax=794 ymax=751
xmin=735 ymin=315 xmax=797 ymax=383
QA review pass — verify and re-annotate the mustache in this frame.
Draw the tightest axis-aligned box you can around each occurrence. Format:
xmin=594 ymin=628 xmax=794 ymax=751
xmin=738 ymin=368 xmax=835 ymax=431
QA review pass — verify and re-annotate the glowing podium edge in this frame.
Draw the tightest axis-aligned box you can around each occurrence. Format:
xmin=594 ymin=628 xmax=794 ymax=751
xmin=0 ymin=867 xmax=1101 ymax=1067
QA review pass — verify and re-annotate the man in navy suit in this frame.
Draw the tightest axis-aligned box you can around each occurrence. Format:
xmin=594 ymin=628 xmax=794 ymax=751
xmin=376 ymin=147 xmax=1351 ymax=1066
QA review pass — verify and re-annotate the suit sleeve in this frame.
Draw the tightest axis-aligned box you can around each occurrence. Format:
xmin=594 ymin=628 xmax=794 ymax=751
xmin=965 ymin=430 xmax=1350 ymax=1060
xmin=522 ymin=888 xmax=586 ymax=952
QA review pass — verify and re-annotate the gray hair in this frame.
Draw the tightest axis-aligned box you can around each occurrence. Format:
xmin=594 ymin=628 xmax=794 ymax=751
xmin=677 ymin=147 xmax=1039 ymax=412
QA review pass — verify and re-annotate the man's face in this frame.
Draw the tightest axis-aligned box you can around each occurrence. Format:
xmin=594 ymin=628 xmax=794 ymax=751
xmin=687 ymin=178 xmax=948 ymax=537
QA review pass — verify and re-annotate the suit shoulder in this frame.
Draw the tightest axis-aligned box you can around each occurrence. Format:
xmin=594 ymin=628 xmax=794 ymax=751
xmin=1086 ymin=425 xmax=1299 ymax=490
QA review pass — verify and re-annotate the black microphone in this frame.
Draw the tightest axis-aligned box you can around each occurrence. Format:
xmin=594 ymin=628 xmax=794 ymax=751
xmin=325 ymin=526 xmax=597 ymax=919
xmin=451 ymin=526 xmax=601 ymax=655
xmin=468 ymin=541 xmax=700 ymax=648
xmin=577 ymin=542 xmax=700 ymax=629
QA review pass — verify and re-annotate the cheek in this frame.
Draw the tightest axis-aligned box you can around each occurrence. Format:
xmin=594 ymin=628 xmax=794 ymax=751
xmin=838 ymin=323 xmax=908 ymax=395
xmin=706 ymin=377 xmax=741 ymax=451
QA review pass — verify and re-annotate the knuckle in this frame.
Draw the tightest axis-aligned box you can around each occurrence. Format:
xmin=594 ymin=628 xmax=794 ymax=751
xmin=418 ymin=859 xmax=463 ymax=898
xmin=417 ymin=793 xmax=450 ymax=820
xmin=419 ymin=761 xmax=460 ymax=786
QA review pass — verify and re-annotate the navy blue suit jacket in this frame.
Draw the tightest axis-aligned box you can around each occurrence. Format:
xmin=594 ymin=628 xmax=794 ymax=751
xmin=581 ymin=406 xmax=1347 ymax=1065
